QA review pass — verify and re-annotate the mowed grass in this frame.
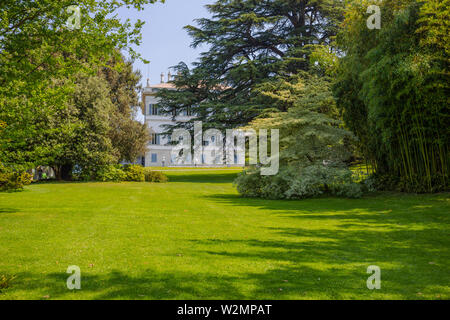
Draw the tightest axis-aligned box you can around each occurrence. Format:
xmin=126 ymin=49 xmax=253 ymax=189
xmin=0 ymin=170 xmax=449 ymax=300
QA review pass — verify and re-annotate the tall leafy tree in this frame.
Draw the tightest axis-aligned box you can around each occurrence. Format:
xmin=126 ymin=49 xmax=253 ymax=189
xmin=234 ymin=73 xmax=360 ymax=199
xmin=47 ymin=75 xmax=117 ymax=180
xmin=248 ymin=73 xmax=351 ymax=167
xmin=157 ymin=0 xmax=345 ymax=132
xmin=101 ymin=54 xmax=150 ymax=163
xmin=32 ymin=60 xmax=148 ymax=180
xmin=0 ymin=0 xmax=162 ymax=168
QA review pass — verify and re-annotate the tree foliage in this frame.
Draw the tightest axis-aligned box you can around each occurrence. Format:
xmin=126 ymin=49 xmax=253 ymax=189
xmin=235 ymin=74 xmax=361 ymax=199
xmin=49 ymin=74 xmax=118 ymax=180
xmin=333 ymin=0 xmax=449 ymax=192
xmin=157 ymin=0 xmax=345 ymax=132
xmin=0 ymin=0 xmax=160 ymax=180
xmin=101 ymin=54 xmax=150 ymax=163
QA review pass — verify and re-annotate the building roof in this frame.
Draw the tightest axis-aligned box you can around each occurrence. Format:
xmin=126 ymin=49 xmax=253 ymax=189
xmin=149 ymin=82 xmax=176 ymax=89
xmin=143 ymin=79 xmax=229 ymax=92
xmin=142 ymin=81 xmax=176 ymax=95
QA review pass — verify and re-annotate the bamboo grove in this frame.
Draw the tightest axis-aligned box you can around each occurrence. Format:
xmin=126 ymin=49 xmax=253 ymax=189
xmin=334 ymin=0 xmax=449 ymax=192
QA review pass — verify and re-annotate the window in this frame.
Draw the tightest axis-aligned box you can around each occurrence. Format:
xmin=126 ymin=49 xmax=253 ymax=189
xmin=150 ymin=133 xmax=161 ymax=145
xmin=182 ymin=107 xmax=193 ymax=117
xmin=181 ymin=107 xmax=192 ymax=117
xmin=149 ymin=104 xmax=160 ymax=116
xmin=151 ymin=153 xmax=157 ymax=163
xmin=203 ymin=136 xmax=215 ymax=146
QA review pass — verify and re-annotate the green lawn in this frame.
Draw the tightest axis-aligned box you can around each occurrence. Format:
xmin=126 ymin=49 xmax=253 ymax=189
xmin=0 ymin=170 xmax=449 ymax=300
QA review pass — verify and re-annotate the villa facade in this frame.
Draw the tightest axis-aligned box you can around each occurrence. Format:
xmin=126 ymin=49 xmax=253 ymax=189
xmin=140 ymin=73 xmax=184 ymax=167
xmin=141 ymin=73 xmax=242 ymax=168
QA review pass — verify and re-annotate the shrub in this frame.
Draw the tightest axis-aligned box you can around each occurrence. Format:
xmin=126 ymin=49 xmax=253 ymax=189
xmin=234 ymin=168 xmax=264 ymax=198
xmin=124 ymin=164 xmax=145 ymax=182
xmin=260 ymin=173 xmax=291 ymax=199
xmin=234 ymin=165 xmax=362 ymax=199
xmin=0 ymin=165 xmax=32 ymax=191
xmin=94 ymin=165 xmax=169 ymax=183
xmin=284 ymin=168 xmax=323 ymax=199
xmin=96 ymin=165 xmax=127 ymax=182
xmin=361 ymin=176 xmax=378 ymax=193
xmin=331 ymin=182 xmax=363 ymax=198
xmin=144 ymin=169 xmax=168 ymax=183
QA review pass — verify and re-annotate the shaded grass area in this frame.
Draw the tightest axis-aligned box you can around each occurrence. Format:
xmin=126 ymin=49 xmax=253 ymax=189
xmin=0 ymin=170 xmax=449 ymax=299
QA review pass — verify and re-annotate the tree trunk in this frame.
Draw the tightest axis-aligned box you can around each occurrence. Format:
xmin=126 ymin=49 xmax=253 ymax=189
xmin=61 ymin=164 xmax=73 ymax=181
xmin=53 ymin=166 xmax=61 ymax=181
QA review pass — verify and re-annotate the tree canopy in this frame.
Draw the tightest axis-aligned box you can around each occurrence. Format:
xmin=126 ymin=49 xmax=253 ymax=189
xmin=333 ymin=0 xmax=449 ymax=192
xmin=0 ymin=0 xmax=160 ymax=179
xmin=157 ymin=0 xmax=345 ymax=131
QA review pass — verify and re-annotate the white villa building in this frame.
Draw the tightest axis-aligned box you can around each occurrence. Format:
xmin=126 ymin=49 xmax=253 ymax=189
xmin=140 ymin=72 xmax=184 ymax=167
xmin=141 ymin=72 xmax=242 ymax=167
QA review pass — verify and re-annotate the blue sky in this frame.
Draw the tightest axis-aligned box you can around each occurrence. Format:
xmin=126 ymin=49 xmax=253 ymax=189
xmin=116 ymin=0 xmax=213 ymax=88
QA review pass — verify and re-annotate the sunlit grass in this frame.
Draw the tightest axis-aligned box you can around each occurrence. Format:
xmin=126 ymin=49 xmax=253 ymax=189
xmin=0 ymin=170 xmax=449 ymax=299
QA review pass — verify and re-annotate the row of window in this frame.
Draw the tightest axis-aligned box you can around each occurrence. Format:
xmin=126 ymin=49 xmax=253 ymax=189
xmin=150 ymin=134 xmax=220 ymax=146
xmin=146 ymin=153 xmax=239 ymax=164
xmin=147 ymin=104 xmax=194 ymax=117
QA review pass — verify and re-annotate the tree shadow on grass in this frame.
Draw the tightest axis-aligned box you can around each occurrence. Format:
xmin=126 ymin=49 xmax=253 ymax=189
xmin=2 ymin=192 xmax=448 ymax=299
xmin=6 ymin=239 xmax=448 ymax=300
xmin=203 ymin=193 xmax=450 ymax=226
xmin=3 ymin=228 xmax=449 ymax=299
xmin=0 ymin=208 xmax=18 ymax=214
xmin=5 ymin=269 xmax=247 ymax=300
xmin=187 ymin=229 xmax=449 ymax=299
xmin=0 ymin=189 xmax=26 ymax=194
xmin=187 ymin=193 xmax=450 ymax=299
